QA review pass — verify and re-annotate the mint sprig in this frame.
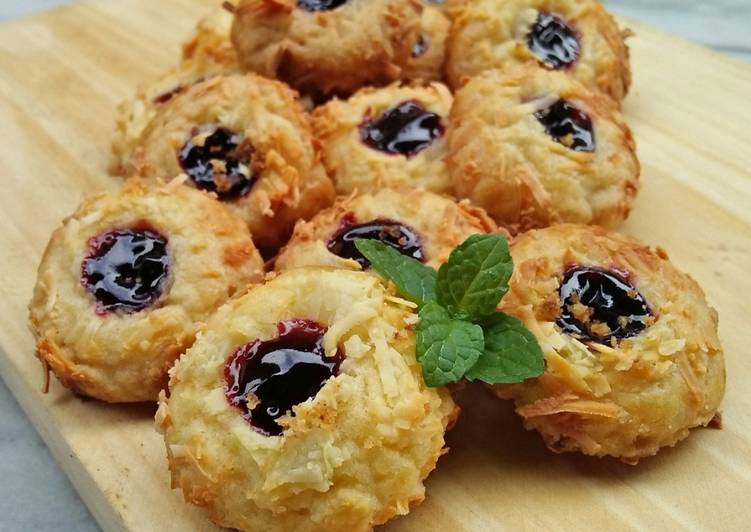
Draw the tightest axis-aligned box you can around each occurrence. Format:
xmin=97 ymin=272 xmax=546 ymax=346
xmin=437 ymin=234 xmax=513 ymax=319
xmin=354 ymin=235 xmax=544 ymax=387
xmin=416 ymin=302 xmax=484 ymax=386
xmin=353 ymin=239 xmax=436 ymax=306
xmin=465 ymin=313 xmax=544 ymax=384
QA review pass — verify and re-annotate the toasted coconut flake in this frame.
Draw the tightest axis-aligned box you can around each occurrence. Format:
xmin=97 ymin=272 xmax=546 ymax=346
xmin=385 ymin=295 xmax=418 ymax=309
xmin=677 ymin=355 xmax=705 ymax=405
xmin=519 ymin=395 xmax=621 ymax=419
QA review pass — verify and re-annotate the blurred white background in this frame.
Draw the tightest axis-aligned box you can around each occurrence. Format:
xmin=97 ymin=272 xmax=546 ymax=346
xmin=0 ymin=0 xmax=749 ymax=531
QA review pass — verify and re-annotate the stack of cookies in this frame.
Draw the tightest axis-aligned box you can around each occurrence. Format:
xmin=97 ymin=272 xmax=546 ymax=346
xmin=28 ymin=1 xmax=725 ymax=531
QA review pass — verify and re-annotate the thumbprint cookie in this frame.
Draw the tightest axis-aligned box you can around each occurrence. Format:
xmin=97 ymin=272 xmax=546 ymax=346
xmin=400 ymin=4 xmax=451 ymax=82
xmin=445 ymin=0 xmax=631 ymax=102
xmin=313 ymin=83 xmax=453 ymax=195
xmin=157 ymin=268 xmax=456 ymax=531
xmin=28 ymin=179 xmax=265 ymax=402
xmin=122 ymin=73 xmax=335 ymax=252
xmin=448 ymin=66 xmax=639 ymax=234
xmin=275 ymin=188 xmax=500 ymax=272
xmin=181 ymin=6 xmax=237 ymax=69
xmin=492 ymin=224 xmax=725 ymax=463
xmin=111 ymin=10 xmax=240 ymax=176
xmin=230 ymin=0 xmax=423 ymax=96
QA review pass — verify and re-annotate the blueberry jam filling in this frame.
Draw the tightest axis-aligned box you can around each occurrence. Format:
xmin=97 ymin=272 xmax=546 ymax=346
xmin=558 ymin=266 xmax=653 ymax=343
xmin=224 ymin=319 xmax=344 ymax=436
xmin=526 ymin=12 xmax=581 ymax=70
xmin=178 ymin=125 xmax=255 ymax=200
xmin=81 ymin=228 xmax=170 ymax=315
xmin=297 ymin=0 xmax=348 ymax=11
xmin=360 ymin=100 xmax=444 ymax=157
xmin=153 ymin=85 xmax=185 ymax=105
xmin=535 ymin=100 xmax=595 ymax=152
xmin=153 ymin=78 xmax=205 ymax=105
xmin=412 ymin=34 xmax=429 ymax=58
xmin=327 ymin=215 xmax=425 ymax=269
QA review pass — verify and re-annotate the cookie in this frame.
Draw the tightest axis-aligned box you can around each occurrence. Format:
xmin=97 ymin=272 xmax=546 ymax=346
xmin=400 ymin=4 xmax=451 ymax=82
xmin=432 ymin=0 xmax=464 ymax=12
xmin=313 ymin=82 xmax=453 ymax=196
xmin=121 ymin=73 xmax=335 ymax=252
xmin=111 ymin=10 xmax=240 ymax=176
xmin=230 ymin=0 xmax=423 ymax=96
xmin=446 ymin=0 xmax=631 ymax=102
xmin=181 ymin=5 xmax=237 ymax=68
xmin=156 ymin=268 xmax=456 ymax=531
xmin=275 ymin=188 xmax=500 ymax=272
xmin=492 ymin=224 xmax=725 ymax=463
xmin=448 ymin=66 xmax=639 ymax=233
xmin=28 ymin=179 xmax=264 ymax=402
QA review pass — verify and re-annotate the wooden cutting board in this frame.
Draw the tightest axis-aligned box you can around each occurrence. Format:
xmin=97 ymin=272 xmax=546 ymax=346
xmin=0 ymin=0 xmax=750 ymax=530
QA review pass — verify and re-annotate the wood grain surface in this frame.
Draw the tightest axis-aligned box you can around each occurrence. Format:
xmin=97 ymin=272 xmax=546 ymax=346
xmin=0 ymin=1 xmax=749 ymax=530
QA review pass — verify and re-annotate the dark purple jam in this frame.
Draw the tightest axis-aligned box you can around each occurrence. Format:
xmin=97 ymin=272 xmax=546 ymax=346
xmin=557 ymin=266 xmax=652 ymax=343
xmin=153 ymin=77 xmax=207 ymax=105
xmin=225 ymin=319 xmax=344 ymax=436
xmin=526 ymin=12 xmax=581 ymax=70
xmin=327 ymin=215 xmax=425 ymax=269
xmin=535 ymin=99 xmax=595 ymax=152
xmin=178 ymin=125 xmax=255 ymax=200
xmin=360 ymin=100 xmax=444 ymax=157
xmin=153 ymin=85 xmax=185 ymax=105
xmin=297 ymin=0 xmax=348 ymax=11
xmin=81 ymin=228 xmax=170 ymax=315
xmin=412 ymin=34 xmax=429 ymax=58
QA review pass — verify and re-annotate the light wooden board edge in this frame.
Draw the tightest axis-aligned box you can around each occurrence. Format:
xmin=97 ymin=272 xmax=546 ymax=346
xmin=0 ymin=346 xmax=128 ymax=532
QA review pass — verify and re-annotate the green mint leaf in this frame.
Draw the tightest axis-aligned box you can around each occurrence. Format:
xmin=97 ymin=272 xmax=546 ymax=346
xmin=357 ymin=236 xmax=540 ymax=389
xmin=354 ymin=239 xmax=437 ymax=306
xmin=436 ymin=234 xmax=513 ymax=320
xmin=465 ymin=312 xmax=545 ymax=384
xmin=416 ymin=301 xmax=484 ymax=387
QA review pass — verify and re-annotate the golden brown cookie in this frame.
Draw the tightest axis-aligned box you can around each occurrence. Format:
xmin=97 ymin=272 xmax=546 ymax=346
xmin=313 ymin=82 xmax=453 ymax=196
xmin=275 ymin=188 xmax=500 ymax=272
xmin=111 ymin=9 xmax=240 ymax=176
xmin=230 ymin=0 xmax=423 ymax=96
xmin=121 ymin=73 xmax=335 ymax=252
xmin=433 ymin=0 xmax=464 ymax=13
xmin=28 ymin=179 xmax=264 ymax=403
xmin=446 ymin=0 xmax=631 ymax=102
xmin=157 ymin=268 xmax=456 ymax=531
xmin=181 ymin=5 xmax=237 ymax=67
xmin=493 ymin=224 xmax=725 ymax=463
xmin=448 ymin=66 xmax=639 ymax=234
xmin=400 ymin=4 xmax=451 ymax=82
